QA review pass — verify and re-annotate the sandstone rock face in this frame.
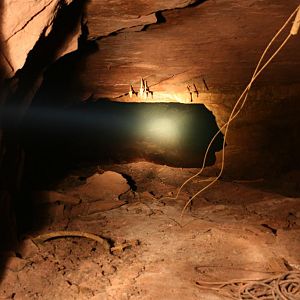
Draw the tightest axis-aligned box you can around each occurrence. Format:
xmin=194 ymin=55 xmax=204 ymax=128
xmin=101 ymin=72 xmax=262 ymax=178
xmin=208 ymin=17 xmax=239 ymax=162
xmin=70 ymin=171 xmax=130 ymax=202
xmin=86 ymin=0 xmax=201 ymax=38
xmin=79 ymin=0 xmax=300 ymax=99
xmin=0 ymin=0 xmax=84 ymax=249
xmin=28 ymin=0 xmax=300 ymax=178
xmin=1 ymin=0 xmax=300 ymax=180
xmin=1 ymin=0 xmax=79 ymax=75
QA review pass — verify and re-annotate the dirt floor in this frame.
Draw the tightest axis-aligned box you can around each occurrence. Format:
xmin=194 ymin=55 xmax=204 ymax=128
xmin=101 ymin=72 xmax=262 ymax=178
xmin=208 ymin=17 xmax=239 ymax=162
xmin=1 ymin=162 xmax=300 ymax=300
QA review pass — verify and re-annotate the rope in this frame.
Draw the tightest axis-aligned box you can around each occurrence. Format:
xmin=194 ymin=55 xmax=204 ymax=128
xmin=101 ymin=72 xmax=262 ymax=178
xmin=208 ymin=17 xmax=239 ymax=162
xmin=180 ymin=33 xmax=292 ymax=217
xmin=196 ymin=271 xmax=300 ymax=300
xmin=159 ymin=4 xmax=300 ymax=219
xmin=32 ymin=231 xmax=111 ymax=251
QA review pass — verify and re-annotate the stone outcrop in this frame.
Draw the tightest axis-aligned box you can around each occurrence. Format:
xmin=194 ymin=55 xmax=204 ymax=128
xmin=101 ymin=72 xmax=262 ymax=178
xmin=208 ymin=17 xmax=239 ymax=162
xmin=77 ymin=0 xmax=300 ymax=99
xmin=29 ymin=0 xmax=300 ymax=178
xmin=1 ymin=0 xmax=81 ymax=76
xmin=1 ymin=0 xmax=300 ymax=251
xmin=0 ymin=0 xmax=86 ymax=249
xmin=86 ymin=0 xmax=203 ymax=38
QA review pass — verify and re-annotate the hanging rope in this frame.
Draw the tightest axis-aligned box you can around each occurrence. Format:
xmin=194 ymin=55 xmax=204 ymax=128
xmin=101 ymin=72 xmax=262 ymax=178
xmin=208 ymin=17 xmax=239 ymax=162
xmin=160 ymin=4 xmax=300 ymax=219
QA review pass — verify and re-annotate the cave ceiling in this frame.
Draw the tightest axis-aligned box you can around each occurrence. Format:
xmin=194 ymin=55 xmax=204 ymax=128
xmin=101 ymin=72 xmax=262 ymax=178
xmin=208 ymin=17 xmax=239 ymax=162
xmin=1 ymin=0 xmax=300 ymax=177
xmin=1 ymin=0 xmax=300 ymax=101
xmin=82 ymin=0 xmax=300 ymax=100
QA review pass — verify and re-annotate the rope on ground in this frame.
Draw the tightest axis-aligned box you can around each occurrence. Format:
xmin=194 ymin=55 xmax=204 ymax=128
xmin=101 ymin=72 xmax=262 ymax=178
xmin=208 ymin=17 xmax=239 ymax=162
xmin=196 ymin=271 xmax=300 ymax=300
xmin=32 ymin=230 xmax=111 ymax=251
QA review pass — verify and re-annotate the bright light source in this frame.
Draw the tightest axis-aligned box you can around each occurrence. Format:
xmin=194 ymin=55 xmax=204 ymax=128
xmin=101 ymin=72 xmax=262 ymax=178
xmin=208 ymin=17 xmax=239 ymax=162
xmin=144 ymin=117 xmax=180 ymax=145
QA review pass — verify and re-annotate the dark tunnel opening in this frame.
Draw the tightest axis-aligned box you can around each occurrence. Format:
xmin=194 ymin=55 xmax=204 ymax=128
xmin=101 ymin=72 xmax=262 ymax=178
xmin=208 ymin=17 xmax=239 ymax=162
xmin=3 ymin=100 xmax=223 ymax=234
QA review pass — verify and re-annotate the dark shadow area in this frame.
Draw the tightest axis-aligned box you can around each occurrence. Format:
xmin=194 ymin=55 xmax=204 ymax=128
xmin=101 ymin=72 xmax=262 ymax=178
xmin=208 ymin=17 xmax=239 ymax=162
xmin=121 ymin=173 xmax=137 ymax=191
xmin=8 ymin=0 xmax=91 ymax=109
xmin=20 ymin=100 xmax=223 ymax=178
xmin=187 ymin=0 xmax=208 ymax=8
xmin=142 ymin=0 xmax=208 ymax=31
xmin=245 ymin=95 xmax=300 ymax=197
xmin=0 ymin=0 xmax=90 ymax=280
xmin=0 ymin=0 xmax=19 ymax=281
xmin=155 ymin=11 xmax=167 ymax=24
xmin=1 ymin=100 xmax=223 ymax=235
xmin=29 ymin=41 xmax=97 ymax=108
xmin=30 ymin=20 xmax=97 ymax=108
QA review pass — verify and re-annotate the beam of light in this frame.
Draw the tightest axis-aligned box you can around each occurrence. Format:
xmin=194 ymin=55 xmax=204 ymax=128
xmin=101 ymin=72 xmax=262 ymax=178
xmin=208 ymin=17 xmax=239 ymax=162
xmin=144 ymin=116 xmax=180 ymax=146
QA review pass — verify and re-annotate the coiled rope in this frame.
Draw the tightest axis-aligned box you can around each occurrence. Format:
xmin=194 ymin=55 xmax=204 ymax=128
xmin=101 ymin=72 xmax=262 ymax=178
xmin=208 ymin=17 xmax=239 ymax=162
xmin=196 ymin=271 xmax=300 ymax=300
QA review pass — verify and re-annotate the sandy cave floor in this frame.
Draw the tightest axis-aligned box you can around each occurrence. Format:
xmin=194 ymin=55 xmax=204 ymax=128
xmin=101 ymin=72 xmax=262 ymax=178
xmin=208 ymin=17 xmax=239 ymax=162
xmin=1 ymin=161 xmax=300 ymax=300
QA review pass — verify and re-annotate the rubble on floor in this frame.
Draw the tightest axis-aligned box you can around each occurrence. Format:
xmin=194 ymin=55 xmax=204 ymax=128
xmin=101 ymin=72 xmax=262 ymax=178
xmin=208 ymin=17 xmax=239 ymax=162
xmin=0 ymin=162 xmax=300 ymax=299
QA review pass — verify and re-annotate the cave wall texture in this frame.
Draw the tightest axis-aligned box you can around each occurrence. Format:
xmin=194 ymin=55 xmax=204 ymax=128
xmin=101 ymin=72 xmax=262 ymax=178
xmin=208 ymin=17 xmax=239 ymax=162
xmin=28 ymin=0 xmax=300 ymax=177
xmin=1 ymin=0 xmax=300 ymax=248
xmin=0 ymin=0 xmax=87 ymax=249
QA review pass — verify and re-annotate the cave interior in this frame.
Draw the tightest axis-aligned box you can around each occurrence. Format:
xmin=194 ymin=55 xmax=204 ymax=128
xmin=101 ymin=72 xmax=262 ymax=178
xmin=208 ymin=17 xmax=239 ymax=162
xmin=1 ymin=1 xmax=300 ymax=299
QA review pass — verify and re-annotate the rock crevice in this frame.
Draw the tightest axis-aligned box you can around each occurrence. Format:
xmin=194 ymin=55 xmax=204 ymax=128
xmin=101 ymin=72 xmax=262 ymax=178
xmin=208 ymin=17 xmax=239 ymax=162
xmin=86 ymin=0 xmax=206 ymax=40
xmin=4 ymin=0 xmax=57 ymax=43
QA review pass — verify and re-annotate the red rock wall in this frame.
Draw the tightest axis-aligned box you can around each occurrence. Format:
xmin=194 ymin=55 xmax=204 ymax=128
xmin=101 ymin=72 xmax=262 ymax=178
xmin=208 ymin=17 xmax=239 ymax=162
xmin=1 ymin=0 xmax=300 ymax=249
xmin=29 ymin=0 xmax=300 ymax=178
xmin=0 ymin=0 xmax=86 ymax=249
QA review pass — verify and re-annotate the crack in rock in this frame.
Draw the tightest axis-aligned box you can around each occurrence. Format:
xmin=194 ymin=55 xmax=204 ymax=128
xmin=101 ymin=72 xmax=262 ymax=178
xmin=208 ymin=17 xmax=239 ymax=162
xmin=20 ymin=0 xmax=206 ymax=78
xmin=2 ymin=0 xmax=79 ymax=73
xmin=4 ymin=0 xmax=57 ymax=43
xmin=89 ymin=0 xmax=207 ymax=41
xmin=92 ymin=14 xmax=157 ymax=41
xmin=0 ymin=50 xmax=15 ymax=72
xmin=142 ymin=0 xmax=207 ymax=31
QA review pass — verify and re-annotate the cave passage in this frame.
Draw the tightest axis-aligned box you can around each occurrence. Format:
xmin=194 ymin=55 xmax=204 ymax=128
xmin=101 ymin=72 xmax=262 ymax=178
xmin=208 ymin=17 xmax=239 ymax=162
xmin=7 ymin=100 xmax=223 ymax=187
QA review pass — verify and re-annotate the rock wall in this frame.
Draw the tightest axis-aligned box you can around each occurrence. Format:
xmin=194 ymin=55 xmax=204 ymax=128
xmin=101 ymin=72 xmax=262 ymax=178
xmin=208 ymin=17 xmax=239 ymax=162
xmin=1 ymin=0 xmax=300 ymax=249
xmin=30 ymin=0 xmax=300 ymax=178
xmin=203 ymin=85 xmax=300 ymax=178
xmin=76 ymin=0 xmax=300 ymax=99
xmin=1 ymin=0 xmax=82 ymax=76
xmin=0 ymin=0 xmax=87 ymax=249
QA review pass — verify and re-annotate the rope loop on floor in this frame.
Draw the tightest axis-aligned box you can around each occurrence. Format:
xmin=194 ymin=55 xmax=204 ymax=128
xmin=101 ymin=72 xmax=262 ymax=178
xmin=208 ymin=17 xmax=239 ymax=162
xmin=196 ymin=271 xmax=300 ymax=300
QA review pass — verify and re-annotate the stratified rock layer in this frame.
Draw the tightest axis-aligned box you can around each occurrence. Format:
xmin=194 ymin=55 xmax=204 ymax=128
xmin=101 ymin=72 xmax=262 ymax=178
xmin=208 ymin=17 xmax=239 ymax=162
xmin=1 ymin=0 xmax=79 ymax=74
xmin=28 ymin=0 xmax=300 ymax=178
xmin=2 ymin=0 xmax=300 ymax=179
